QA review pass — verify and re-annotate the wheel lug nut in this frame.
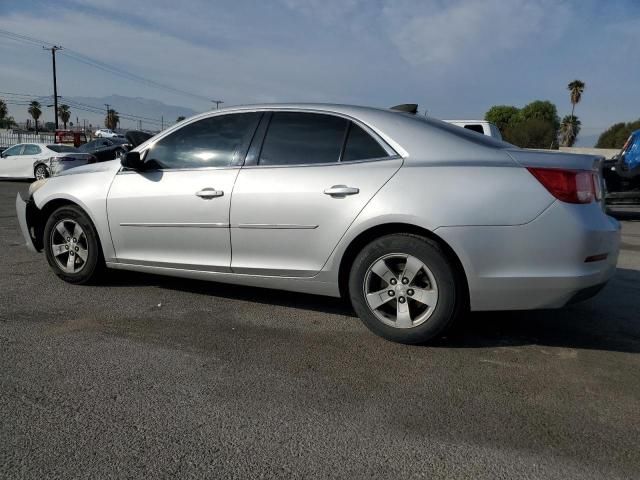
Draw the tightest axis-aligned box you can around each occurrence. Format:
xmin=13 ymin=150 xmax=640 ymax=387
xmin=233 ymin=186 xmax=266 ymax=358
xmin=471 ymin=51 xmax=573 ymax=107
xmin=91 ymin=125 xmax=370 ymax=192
xmin=73 ymin=238 xmax=77 ymax=243
xmin=388 ymin=290 xmax=395 ymax=297
xmin=65 ymin=245 xmax=69 ymax=250
xmin=407 ymin=289 xmax=414 ymax=296
xmin=398 ymin=297 xmax=406 ymax=304
xmin=75 ymin=247 xmax=79 ymax=252
xmin=66 ymin=237 xmax=70 ymax=242
xmin=402 ymin=277 xmax=409 ymax=284
xmin=70 ymin=251 xmax=74 ymax=256
xmin=390 ymin=278 xmax=397 ymax=285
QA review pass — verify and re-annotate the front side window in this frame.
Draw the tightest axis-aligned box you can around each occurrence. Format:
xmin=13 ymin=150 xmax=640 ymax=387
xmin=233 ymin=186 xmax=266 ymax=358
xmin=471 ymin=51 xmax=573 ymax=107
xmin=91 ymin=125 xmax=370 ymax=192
xmin=342 ymin=124 xmax=388 ymax=161
xmin=259 ymin=112 xmax=348 ymax=166
xmin=146 ymin=113 xmax=261 ymax=169
xmin=2 ymin=145 xmax=23 ymax=157
xmin=23 ymin=144 xmax=42 ymax=155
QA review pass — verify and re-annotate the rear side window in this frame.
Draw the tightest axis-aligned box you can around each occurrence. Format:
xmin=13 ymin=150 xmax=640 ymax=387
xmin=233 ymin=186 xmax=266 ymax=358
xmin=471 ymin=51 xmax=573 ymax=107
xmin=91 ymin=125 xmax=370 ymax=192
xmin=23 ymin=144 xmax=42 ymax=155
xmin=259 ymin=112 xmax=347 ymax=166
xmin=147 ymin=112 xmax=261 ymax=169
xmin=342 ymin=123 xmax=387 ymax=161
xmin=464 ymin=124 xmax=485 ymax=134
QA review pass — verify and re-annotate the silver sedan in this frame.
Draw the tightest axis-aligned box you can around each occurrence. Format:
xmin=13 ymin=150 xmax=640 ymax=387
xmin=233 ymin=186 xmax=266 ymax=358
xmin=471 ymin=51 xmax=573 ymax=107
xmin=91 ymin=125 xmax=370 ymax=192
xmin=16 ymin=104 xmax=621 ymax=343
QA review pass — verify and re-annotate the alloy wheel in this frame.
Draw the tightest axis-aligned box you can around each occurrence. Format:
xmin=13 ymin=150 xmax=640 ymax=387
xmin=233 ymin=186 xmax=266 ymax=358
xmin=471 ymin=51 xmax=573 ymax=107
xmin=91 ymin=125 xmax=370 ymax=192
xmin=363 ymin=253 xmax=439 ymax=329
xmin=49 ymin=219 xmax=89 ymax=274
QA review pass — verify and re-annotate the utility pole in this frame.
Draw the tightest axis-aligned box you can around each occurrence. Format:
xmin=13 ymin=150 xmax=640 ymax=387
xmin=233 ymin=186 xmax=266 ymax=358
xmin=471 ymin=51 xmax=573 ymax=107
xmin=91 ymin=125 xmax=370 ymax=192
xmin=211 ymin=100 xmax=224 ymax=110
xmin=161 ymin=115 xmax=164 ymax=130
xmin=44 ymin=45 xmax=62 ymax=130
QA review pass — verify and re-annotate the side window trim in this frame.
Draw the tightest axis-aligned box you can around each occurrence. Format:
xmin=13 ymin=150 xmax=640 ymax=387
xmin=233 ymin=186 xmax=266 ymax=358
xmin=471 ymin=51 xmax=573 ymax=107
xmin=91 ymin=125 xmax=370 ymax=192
xmin=243 ymin=112 xmax=272 ymax=167
xmin=338 ymin=122 xmax=352 ymax=162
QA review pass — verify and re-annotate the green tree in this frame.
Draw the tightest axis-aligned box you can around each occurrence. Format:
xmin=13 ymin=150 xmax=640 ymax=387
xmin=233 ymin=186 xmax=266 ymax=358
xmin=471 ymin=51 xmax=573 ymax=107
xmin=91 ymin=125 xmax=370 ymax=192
xmin=105 ymin=109 xmax=119 ymax=129
xmin=504 ymin=118 xmax=558 ymax=149
xmin=484 ymin=105 xmax=519 ymax=133
xmin=559 ymin=115 xmax=581 ymax=147
xmin=28 ymin=101 xmax=42 ymax=134
xmin=596 ymin=120 xmax=640 ymax=148
xmin=0 ymin=99 xmax=7 ymax=120
xmin=518 ymin=100 xmax=560 ymax=129
xmin=176 ymin=115 xmax=186 ymax=123
xmin=58 ymin=104 xmax=71 ymax=129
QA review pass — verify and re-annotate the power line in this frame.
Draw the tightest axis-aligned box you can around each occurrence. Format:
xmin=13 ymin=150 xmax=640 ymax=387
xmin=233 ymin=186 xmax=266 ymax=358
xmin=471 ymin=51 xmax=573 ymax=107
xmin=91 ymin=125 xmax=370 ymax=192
xmin=0 ymin=28 xmax=212 ymax=103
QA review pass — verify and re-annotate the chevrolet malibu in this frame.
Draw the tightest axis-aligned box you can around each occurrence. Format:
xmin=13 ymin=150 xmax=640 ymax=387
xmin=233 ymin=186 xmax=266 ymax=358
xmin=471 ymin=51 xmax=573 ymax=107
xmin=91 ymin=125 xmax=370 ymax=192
xmin=16 ymin=104 xmax=621 ymax=343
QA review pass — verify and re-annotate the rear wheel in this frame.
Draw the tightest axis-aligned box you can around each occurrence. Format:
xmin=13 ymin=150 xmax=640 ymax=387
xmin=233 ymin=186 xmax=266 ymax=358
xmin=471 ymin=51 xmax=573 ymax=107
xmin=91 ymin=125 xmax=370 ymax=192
xmin=348 ymin=234 xmax=462 ymax=344
xmin=43 ymin=205 xmax=104 ymax=284
xmin=34 ymin=164 xmax=50 ymax=180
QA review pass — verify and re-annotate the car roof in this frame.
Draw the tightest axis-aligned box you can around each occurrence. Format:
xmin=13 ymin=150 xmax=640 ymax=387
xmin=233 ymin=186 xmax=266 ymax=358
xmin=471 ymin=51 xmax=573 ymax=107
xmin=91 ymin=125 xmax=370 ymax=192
xmin=136 ymin=103 xmax=513 ymax=161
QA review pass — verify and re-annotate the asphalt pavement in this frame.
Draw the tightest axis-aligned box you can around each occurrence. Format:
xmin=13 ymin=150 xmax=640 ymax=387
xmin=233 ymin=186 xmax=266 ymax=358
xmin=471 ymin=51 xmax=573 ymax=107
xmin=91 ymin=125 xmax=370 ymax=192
xmin=1 ymin=180 xmax=639 ymax=479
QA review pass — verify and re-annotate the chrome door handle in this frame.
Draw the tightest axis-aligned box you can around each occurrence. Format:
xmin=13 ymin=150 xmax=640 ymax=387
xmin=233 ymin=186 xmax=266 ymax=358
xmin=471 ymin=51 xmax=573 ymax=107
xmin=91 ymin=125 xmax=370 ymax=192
xmin=196 ymin=188 xmax=224 ymax=199
xmin=323 ymin=185 xmax=360 ymax=197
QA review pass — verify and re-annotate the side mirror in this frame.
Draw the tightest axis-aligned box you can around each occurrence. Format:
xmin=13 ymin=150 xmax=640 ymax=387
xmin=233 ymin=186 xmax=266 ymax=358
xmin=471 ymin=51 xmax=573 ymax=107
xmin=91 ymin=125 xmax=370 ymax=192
xmin=120 ymin=151 xmax=145 ymax=171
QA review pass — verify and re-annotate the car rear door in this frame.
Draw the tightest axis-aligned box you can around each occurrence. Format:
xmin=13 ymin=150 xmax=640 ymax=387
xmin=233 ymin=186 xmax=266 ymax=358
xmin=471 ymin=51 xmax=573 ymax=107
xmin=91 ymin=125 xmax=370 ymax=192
xmin=107 ymin=112 xmax=262 ymax=271
xmin=230 ymin=111 xmax=402 ymax=277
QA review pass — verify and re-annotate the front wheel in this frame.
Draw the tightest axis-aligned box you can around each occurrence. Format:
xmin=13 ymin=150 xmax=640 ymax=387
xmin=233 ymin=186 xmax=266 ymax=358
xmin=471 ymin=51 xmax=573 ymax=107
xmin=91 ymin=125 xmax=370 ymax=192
xmin=43 ymin=205 xmax=104 ymax=284
xmin=348 ymin=234 xmax=463 ymax=344
xmin=34 ymin=164 xmax=50 ymax=180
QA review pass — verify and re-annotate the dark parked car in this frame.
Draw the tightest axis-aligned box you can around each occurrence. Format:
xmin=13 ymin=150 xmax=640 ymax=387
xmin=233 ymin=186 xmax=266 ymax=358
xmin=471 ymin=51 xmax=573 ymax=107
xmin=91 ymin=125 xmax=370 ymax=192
xmin=77 ymin=137 xmax=131 ymax=162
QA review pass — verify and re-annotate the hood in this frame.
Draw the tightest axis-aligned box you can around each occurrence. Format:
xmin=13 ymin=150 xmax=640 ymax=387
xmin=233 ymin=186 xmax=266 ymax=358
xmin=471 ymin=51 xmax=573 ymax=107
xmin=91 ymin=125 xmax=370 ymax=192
xmin=56 ymin=158 xmax=122 ymax=177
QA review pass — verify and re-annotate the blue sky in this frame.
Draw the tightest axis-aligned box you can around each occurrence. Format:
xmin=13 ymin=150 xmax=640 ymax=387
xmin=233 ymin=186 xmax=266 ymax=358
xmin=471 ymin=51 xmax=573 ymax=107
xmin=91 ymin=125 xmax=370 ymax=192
xmin=1 ymin=0 xmax=639 ymax=144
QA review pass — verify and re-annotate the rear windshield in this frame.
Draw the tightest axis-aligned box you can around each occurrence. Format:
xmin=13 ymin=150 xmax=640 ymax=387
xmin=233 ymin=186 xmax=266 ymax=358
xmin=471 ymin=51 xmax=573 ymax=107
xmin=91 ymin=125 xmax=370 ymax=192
xmin=48 ymin=144 xmax=77 ymax=153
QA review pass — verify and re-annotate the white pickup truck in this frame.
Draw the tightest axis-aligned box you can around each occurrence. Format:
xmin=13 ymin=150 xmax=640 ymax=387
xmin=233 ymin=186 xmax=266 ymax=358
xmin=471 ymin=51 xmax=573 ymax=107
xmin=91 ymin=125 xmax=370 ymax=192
xmin=444 ymin=120 xmax=503 ymax=140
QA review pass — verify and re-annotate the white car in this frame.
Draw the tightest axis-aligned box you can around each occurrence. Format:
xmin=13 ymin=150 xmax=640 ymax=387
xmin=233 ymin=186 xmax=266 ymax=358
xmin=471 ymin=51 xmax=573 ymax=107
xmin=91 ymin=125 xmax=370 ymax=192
xmin=444 ymin=120 xmax=502 ymax=140
xmin=0 ymin=143 xmax=77 ymax=179
xmin=94 ymin=129 xmax=123 ymax=138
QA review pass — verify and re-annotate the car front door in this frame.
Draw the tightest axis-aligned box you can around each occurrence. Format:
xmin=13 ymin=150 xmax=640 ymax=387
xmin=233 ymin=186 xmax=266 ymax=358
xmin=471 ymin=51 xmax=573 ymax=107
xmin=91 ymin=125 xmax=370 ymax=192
xmin=107 ymin=112 xmax=262 ymax=271
xmin=0 ymin=144 xmax=25 ymax=177
xmin=230 ymin=111 xmax=402 ymax=277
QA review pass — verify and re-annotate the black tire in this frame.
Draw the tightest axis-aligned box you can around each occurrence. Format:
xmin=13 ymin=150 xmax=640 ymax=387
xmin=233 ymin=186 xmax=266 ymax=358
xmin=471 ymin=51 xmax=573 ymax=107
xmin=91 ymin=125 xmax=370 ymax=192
xmin=348 ymin=234 xmax=463 ymax=344
xmin=43 ymin=205 xmax=104 ymax=284
xmin=34 ymin=164 xmax=50 ymax=180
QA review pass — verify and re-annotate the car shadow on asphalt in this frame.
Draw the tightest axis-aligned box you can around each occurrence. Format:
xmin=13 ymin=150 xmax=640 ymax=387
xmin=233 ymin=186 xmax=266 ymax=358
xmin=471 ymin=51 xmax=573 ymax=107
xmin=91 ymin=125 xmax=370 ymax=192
xmin=103 ymin=267 xmax=640 ymax=354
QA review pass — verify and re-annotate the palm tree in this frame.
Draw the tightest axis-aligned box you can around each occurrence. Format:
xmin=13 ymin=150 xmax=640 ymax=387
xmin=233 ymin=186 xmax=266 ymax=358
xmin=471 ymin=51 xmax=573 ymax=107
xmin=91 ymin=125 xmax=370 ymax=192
xmin=58 ymin=104 xmax=71 ymax=129
xmin=28 ymin=101 xmax=42 ymax=134
xmin=0 ymin=99 xmax=7 ymax=120
xmin=105 ymin=109 xmax=119 ymax=129
xmin=567 ymin=80 xmax=585 ymax=118
xmin=559 ymin=115 xmax=581 ymax=147
xmin=565 ymin=80 xmax=585 ymax=146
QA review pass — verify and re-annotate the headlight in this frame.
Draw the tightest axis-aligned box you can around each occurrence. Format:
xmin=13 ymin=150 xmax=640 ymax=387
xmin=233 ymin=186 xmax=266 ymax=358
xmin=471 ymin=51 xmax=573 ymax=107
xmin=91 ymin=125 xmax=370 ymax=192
xmin=29 ymin=179 xmax=48 ymax=196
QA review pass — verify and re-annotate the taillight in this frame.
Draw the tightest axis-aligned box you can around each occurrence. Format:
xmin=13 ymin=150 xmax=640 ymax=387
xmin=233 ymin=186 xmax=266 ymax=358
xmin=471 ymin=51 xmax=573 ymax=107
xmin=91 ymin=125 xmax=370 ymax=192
xmin=527 ymin=167 xmax=599 ymax=204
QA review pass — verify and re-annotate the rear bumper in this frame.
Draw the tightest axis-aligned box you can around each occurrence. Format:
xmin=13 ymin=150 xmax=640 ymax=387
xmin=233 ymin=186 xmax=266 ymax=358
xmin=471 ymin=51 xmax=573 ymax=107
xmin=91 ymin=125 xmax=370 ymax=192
xmin=436 ymin=201 xmax=621 ymax=311
xmin=15 ymin=192 xmax=38 ymax=253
